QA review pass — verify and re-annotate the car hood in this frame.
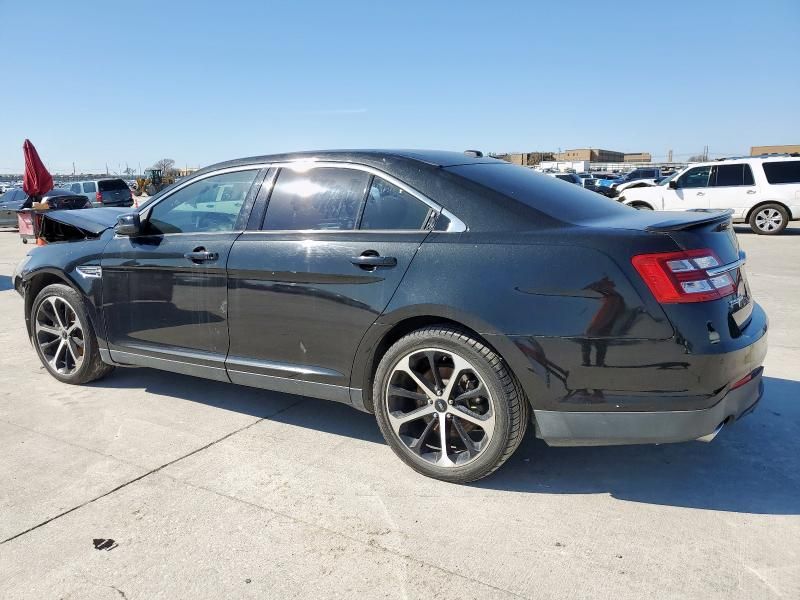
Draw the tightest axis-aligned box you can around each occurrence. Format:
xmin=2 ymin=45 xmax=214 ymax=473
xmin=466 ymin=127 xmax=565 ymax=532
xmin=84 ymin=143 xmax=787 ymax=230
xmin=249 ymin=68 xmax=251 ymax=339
xmin=41 ymin=206 xmax=130 ymax=234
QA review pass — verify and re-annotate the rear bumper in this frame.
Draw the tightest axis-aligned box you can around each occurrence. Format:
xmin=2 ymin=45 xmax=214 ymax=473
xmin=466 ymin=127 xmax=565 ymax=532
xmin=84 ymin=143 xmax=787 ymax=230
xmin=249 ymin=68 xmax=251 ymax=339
xmin=535 ymin=367 xmax=763 ymax=446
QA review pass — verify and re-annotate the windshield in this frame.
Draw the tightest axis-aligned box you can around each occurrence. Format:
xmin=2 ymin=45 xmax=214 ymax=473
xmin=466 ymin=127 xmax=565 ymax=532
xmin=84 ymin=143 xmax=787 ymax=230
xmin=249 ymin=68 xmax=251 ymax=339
xmin=659 ymin=171 xmax=681 ymax=186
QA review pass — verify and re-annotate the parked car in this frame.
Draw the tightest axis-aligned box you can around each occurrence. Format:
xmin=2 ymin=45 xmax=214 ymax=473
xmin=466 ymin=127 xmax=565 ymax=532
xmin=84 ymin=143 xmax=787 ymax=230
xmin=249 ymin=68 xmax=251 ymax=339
xmin=619 ymin=155 xmax=800 ymax=234
xmin=0 ymin=187 xmax=27 ymax=226
xmin=550 ymin=172 xmax=583 ymax=185
xmin=13 ymin=150 xmax=767 ymax=482
xmin=595 ymin=168 xmax=663 ymax=197
xmin=67 ymin=178 xmax=134 ymax=207
xmin=0 ymin=187 xmax=91 ymax=227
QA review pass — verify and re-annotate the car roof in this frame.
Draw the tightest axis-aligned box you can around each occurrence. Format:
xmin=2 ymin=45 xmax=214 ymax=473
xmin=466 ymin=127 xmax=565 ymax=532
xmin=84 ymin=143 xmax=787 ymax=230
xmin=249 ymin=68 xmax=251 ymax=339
xmin=198 ymin=149 xmax=501 ymax=173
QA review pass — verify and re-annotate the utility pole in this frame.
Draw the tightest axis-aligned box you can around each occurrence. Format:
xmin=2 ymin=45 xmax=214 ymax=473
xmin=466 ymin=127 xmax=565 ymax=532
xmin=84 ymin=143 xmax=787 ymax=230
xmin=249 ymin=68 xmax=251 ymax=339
xmin=72 ymin=161 xmax=75 ymax=176
xmin=667 ymin=149 xmax=673 ymax=162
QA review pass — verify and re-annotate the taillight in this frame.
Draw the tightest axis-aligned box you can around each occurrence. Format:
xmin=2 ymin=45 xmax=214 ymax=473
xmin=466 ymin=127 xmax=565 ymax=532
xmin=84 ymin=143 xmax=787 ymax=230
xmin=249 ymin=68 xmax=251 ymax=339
xmin=96 ymin=191 xmax=103 ymax=203
xmin=632 ymin=249 xmax=735 ymax=303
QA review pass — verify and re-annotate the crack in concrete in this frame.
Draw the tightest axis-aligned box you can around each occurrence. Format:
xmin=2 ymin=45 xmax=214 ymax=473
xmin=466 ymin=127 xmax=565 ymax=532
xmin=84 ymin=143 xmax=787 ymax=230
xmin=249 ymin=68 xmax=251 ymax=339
xmin=0 ymin=398 xmax=305 ymax=545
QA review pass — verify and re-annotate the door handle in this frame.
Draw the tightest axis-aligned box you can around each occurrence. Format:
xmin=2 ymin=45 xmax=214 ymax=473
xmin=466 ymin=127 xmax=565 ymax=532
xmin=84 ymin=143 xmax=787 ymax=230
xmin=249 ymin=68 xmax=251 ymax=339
xmin=696 ymin=191 xmax=705 ymax=196
xmin=350 ymin=253 xmax=397 ymax=268
xmin=184 ymin=248 xmax=219 ymax=263
xmin=746 ymin=190 xmax=756 ymax=194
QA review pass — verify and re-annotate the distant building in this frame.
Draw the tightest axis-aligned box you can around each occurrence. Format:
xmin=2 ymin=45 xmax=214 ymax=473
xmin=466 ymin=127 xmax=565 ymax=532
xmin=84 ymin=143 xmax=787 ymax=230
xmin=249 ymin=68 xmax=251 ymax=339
xmin=623 ymin=152 xmax=652 ymax=163
xmin=750 ymin=144 xmax=800 ymax=155
xmin=554 ymin=148 xmax=652 ymax=163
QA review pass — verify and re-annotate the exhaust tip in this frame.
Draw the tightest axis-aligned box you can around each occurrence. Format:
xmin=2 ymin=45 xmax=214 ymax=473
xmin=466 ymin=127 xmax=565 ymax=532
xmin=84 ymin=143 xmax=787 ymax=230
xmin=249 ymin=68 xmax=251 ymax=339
xmin=696 ymin=419 xmax=729 ymax=443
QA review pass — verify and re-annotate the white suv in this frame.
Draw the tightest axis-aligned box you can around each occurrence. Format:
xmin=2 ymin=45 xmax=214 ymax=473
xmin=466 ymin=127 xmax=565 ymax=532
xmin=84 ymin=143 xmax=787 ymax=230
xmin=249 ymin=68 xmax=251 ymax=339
xmin=619 ymin=155 xmax=800 ymax=234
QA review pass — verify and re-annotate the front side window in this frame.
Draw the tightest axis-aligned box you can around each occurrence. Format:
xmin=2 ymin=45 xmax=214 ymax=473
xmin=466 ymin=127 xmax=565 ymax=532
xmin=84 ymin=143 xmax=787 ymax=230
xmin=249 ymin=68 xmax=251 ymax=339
xmin=676 ymin=166 xmax=711 ymax=189
xmin=360 ymin=177 xmax=431 ymax=230
xmin=147 ymin=169 xmax=258 ymax=234
xmin=262 ymin=167 xmax=370 ymax=231
xmin=82 ymin=181 xmax=97 ymax=193
xmin=70 ymin=183 xmax=81 ymax=193
xmin=762 ymin=160 xmax=800 ymax=184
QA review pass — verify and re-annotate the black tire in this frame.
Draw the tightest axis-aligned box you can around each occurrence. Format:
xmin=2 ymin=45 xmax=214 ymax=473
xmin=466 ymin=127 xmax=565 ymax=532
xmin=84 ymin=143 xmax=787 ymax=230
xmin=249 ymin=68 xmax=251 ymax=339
xmin=30 ymin=283 xmax=114 ymax=384
xmin=630 ymin=202 xmax=653 ymax=210
xmin=748 ymin=203 xmax=788 ymax=235
xmin=373 ymin=326 xmax=529 ymax=483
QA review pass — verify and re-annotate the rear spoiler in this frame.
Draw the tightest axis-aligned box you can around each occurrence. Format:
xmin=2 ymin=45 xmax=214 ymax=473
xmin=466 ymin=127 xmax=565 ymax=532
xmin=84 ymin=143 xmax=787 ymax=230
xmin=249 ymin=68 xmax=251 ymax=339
xmin=645 ymin=209 xmax=734 ymax=233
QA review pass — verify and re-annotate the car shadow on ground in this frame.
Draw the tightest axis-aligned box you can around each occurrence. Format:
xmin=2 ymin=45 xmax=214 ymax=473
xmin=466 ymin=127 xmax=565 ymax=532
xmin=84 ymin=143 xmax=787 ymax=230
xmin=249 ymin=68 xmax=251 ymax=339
xmin=734 ymin=225 xmax=800 ymax=236
xmin=0 ymin=274 xmax=13 ymax=291
xmin=92 ymin=369 xmax=799 ymax=515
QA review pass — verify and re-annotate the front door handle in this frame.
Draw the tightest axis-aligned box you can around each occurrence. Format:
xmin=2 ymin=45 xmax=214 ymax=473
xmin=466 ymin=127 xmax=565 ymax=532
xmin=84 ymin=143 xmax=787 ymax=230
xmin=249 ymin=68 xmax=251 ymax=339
xmin=350 ymin=254 xmax=397 ymax=268
xmin=184 ymin=248 xmax=219 ymax=263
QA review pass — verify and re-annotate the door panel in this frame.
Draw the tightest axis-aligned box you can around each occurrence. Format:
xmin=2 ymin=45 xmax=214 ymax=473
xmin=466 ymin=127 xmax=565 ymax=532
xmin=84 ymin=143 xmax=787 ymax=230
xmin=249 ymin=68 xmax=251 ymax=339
xmin=101 ymin=232 xmax=238 ymax=379
xmin=226 ymin=231 xmax=427 ymax=393
xmin=664 ymin=165 xmax=712 ymax=211
xmin=100 ymin=168 xmax=262 ymax=377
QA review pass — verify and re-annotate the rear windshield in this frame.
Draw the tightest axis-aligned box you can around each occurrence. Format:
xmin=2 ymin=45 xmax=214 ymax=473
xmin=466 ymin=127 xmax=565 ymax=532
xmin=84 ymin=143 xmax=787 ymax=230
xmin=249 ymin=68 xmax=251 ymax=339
xmin=762 ymin=160 xmax=800 ymax=184
xmin=98 ymin=179 xmax=129 ymax=191
xmin=448 ymin=163 xmax=628 ymax=221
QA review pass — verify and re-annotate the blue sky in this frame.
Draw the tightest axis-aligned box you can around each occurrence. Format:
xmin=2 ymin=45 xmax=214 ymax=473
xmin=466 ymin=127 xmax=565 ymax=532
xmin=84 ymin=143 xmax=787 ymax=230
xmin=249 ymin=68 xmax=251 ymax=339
xmin=1 ymin=0 xmax=798 ymax=173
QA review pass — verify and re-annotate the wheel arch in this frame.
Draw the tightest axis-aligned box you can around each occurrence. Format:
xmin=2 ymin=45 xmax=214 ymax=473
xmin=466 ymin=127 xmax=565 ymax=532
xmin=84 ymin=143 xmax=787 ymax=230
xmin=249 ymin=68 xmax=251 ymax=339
xmin=23 ymin=269 xmax=91 ymax=338
xmin=625 ymin=199 xmax=655 ymax=210
xmin=745 ymin=200 xmax=793 ymax=222
xmin=353 ymin=307 xmax=522 ymax=414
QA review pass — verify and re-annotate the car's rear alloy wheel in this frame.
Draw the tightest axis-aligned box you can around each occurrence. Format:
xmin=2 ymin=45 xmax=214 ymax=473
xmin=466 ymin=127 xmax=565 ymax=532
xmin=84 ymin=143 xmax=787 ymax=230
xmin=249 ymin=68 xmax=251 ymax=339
xmin=374 ymin=327 xmax=528 ymax=483
xmin=386 ymin=349 xmax=495 ymax=467
xmin=750 ymin=204 xmax=788 ymax=235
xmin=31 ymin=283 xmax=114 ymax=384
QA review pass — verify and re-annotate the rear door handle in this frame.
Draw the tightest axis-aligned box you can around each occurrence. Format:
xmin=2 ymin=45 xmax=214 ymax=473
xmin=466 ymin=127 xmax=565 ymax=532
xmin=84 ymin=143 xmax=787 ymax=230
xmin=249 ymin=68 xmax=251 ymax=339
xmin=184 ymin=248 xmax=219 ymax=263
xmin=350 ymin=254 xmax=397 ymax=268
xmin=746 ymin=189 xmax=756 ymax=194
xmin=696 ymin=191 xmax=705 ymax=196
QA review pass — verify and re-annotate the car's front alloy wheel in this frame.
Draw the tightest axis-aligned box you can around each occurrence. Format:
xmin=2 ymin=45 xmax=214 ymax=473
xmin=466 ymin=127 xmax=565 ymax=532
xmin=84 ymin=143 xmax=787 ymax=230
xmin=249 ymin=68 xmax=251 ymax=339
xmin=374 ymin=326 xmax=528 ymax=483
xmin=35 ymin=295 xmax=85 ymax=375
xmin=31 ymin=283 xmax=114 ymax=384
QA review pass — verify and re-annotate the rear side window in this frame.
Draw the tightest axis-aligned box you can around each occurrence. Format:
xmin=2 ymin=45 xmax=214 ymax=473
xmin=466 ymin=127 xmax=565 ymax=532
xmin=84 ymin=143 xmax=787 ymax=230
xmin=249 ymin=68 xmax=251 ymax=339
xmin=70 ymin=183 xmax=81 ymax=193
xmin=447 ymin=163 xmax=629 ymax=222
xmin=82 ymin=182 xmax=97 ymax=193
xmin=360 ymin=177 xmax=431 ymax=230
xmin=762 ymin=160 xmax=800 ymax=184
xmin=98 ymin=179 xmax=128 ymax=191
xmin=263 ymin=167 xmax=370 ymax=231
xmin=711 ymin=164 xmax=755 ymax=187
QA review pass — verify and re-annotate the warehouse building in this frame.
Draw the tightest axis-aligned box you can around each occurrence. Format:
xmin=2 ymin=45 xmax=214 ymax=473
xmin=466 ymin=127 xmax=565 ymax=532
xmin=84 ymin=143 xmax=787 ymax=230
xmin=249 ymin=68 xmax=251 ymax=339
xmin=554 ymin=148 xmax=651 ymax=163
xmin=750 ymin=144 xmax=800 ymax=155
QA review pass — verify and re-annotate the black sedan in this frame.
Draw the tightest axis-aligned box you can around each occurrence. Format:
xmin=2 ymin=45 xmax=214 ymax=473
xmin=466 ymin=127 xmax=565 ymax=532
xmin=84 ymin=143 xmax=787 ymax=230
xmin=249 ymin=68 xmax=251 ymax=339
xmin=13 ymin=150 xmax=767 ymax=482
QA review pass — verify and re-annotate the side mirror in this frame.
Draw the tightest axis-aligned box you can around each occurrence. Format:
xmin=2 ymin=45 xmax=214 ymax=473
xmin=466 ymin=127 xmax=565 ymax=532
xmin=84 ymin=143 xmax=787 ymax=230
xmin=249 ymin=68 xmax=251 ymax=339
xmin=115 ymin=213 xmax=142 ymax=236
xmin=668 ymin=180 xmax=678 ymax=189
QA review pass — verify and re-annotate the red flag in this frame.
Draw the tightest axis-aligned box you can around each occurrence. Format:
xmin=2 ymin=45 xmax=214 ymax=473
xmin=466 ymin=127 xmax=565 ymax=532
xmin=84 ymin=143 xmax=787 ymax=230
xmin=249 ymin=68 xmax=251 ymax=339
xmin=22 ymin=139 xmax=54 ymax=197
